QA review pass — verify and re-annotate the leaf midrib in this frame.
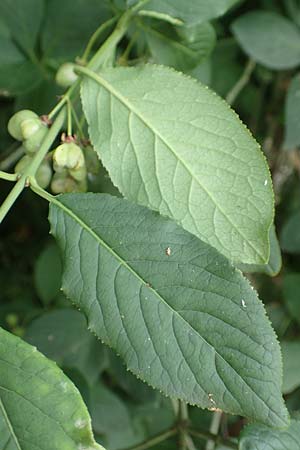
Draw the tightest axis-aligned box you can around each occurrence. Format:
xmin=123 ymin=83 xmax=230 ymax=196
xmin=82 ymin=68 xmax=266 ymax=263
xmin=51 ymin=195 xmax=281 ymax=421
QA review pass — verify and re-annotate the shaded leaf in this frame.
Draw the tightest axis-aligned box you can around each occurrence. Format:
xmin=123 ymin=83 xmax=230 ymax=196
xmin=0 ymin=327 xmax=104 ymax=450
xmin=281 ymin=341 xmax=300 ymax=394
xmin=280 ymin=211 xmax=300 ymax=253
xmin=81 ymin=64 xmax=274 ymax=265
xmin=0 ymin=0 xmax=44 ymax=54
xmin=25 ymin=309 xmax=108 ymax=384
xmin=34 ymin=242 xmax=62 ymax=305
xmin=282 ymin=272 xmax=300 ymax=324
xmin=284 ymin=74 xmax=300 ymax=149
xmin=42 ymin=0 xmax=112 ymax=60
xmin=49 ymin=193 xmax=288 ymax=427
xmin=144 ymin=22 xmax=216 ymax=71
xmin=232 ymin=11 xmax=300 ymax=70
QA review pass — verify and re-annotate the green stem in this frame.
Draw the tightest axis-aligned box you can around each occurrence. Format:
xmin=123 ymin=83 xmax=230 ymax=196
xmin=0 ymin=109 xmax=66 ymax=224
xmin=206 ymin=411 xmax=222 ymax=450
xmin=138 ymin=9 xmax=183 ymax=25
xmin=0 ymin=175 xmax=27 ymax=223
xmin=188 ymin=429 xmax=238 ymax=450
xmin=0 ymin=145 xmax=24 ymax=171
xmin=120 ymin=428 xmax=177 ymax=450
xmin=48 ymin=81 xmax=79 ymax=119
xmin=67 ymin=99 xmax=72 ymax=136
xmin=0 ymin=171 xmax=18 ymax=182
xmin=226 ymin=59 xmax=256 ymax=106
xmin=88 ymin=0 xmax=151 ymax=71
xmin=81 ymin=15 xmax=119 ymax=63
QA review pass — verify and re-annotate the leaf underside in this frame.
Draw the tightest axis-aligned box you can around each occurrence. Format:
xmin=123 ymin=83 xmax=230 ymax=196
xmin=239 ymin=420 xmax=300 ymax=450
xmin=49 ymin=193 xmax=288 ymax=428
xmin=81 ymin=64 xmax=274 ymax=265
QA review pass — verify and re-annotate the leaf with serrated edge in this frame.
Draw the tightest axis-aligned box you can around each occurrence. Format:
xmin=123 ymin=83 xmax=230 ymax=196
xmin=0 ymin=327 xmax=104 ymax=450
xmin=239 ymin=420 xmax=300 ymax=450
xmin=48 ymin=193 xmax=288 ymax=428
xmin=81 ymin=65 xmax=273 ymax=265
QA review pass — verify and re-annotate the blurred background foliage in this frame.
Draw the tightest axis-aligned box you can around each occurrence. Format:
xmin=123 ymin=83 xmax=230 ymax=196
xmin=1 ymin=0 xmax=300 ymax=448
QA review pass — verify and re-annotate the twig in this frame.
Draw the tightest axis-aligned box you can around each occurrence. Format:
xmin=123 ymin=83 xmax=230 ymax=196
xmin=206 ymin=411 xmax=222 ymax=450
xmin=226 ymin=59 xmax=256 ymax=105
xmin=188 ymin=428 xmax=238 ymax=449
xmin=121 ymin=428 xmax=177 ymax=450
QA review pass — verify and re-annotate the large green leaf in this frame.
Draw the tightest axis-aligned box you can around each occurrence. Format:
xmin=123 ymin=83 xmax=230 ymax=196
xmin=0 ymin=327 xmax=104 ymax=450
xmin=128 ymin=0 xmax=240 ymax=25
xmin=282 ymin=273 xmax=300 ymax=324
xmin=231 ymin=11 xmax=300 ymax=70
xmin=284 ymin=74 xmax=300 ymax=149
xmin=81 ymin=65 xmax=274 ymax=265
xmin=239 ymin=420 xmax=300 ymax=450
xmin=144 ymin=22 xmax=216 ymax=71
xmin=49 ymin=193 xmax=288 ymax=427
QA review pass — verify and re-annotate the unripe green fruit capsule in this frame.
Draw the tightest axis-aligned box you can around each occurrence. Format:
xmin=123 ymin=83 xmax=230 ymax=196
xmin=8 ymin=109 xmax=38 ymax=141
xmin=69 ymin=165 xmax=87 ymax=182
xmin=56 ymin=63 xmax=78 ymax=88
xmin=21 ymin=118 xmax=43 ymax=140
xmin=14 ymin=155 xmax=33 ymax=174
xmin=23 ymin=124 xmax=48 ymax=154
xmin=53 ymin=142 xmax=85 ymax=170
xmin=51 ymin=172 xmax=78 ymax=194
xmin=36 ymin=160 xmax=52 ymax=189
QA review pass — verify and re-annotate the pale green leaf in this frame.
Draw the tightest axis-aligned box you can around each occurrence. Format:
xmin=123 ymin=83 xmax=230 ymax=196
xmin=281 ymin=341 xmax=300 ymax=394
xmin=284 ymin=74 xmax=300 ymax=149
xmin=49 ymin=193 xmax=288 ymax=427
xmin=239 ymin=420 xmax=300 ymax=450
xmin=81 ymin=65 xmax=274 ymax=265
xmin=128 ymin=0 xmax=240 ymax=25
xmin=144 ymin=22 xmax=216 ymax=71
xmin=0 ymin=327 xmax=104 ymax=450
xmin=231 ymin=11 xmax=300 ymax=70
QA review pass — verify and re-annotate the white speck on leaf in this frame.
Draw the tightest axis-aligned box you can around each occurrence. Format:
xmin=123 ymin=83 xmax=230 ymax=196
xmin=241 ymin=299 xmax=247 ymax=308
xmin=264 ymin=179 xmax=268 ymax=186
xmin=165 ymin=247 xmax=171 ymax=256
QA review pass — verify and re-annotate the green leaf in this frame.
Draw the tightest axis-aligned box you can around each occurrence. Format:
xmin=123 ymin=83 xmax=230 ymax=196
xmin=238 ymin=226 xmax=282 ymax=276
xmin=34 ymin=242 xmax=62 ymax=305
xmin=282 ymin=273 xmax=300 ymax=324
xmin=239 ymin=420 xmax=300 ymax=450
xmin=144 ymin=22 xmax=216 ymax=71
xmin=231 ymin=11 xmax=300 ymax=70
xmin=0 ymin=327 xmax=104 ymax=450
xmin=0 ymin=20 xmax=42 ymax=96
xmin=81 ymin=64 xmax=274 ymax=265
xmin=280 ymin=211 xmax=300 ymax=253
xmin=128 ymin=0 xmax=240 ymax=25
xmin=25 ymin=309 xmax=108 ymax=384
xmin=284 ymin=74 xmax=300 ymax=149
xmin=281 ymin=341 xmax=300 ymax=394
xmin=49 ymin=193 xmax=288 ymax=427
xmin=0 ymin=0 xmax=44 ymax=54
xmin=91 ymin=382 xmax=139 ymax=449
xmin=41 ymin=0 xmax=112 ymax=60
